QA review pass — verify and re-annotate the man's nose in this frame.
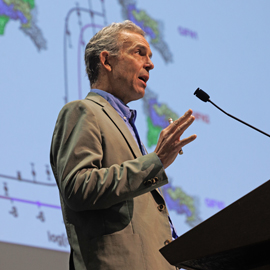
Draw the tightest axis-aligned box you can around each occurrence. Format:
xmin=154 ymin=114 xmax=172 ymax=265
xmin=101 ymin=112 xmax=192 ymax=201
xmin=145 ymin=58 xmax=154 ymax=71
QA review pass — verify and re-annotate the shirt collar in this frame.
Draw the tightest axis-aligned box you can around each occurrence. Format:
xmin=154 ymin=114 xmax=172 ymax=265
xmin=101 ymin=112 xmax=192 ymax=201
xmin=91 ymin=89 xmax=136 ymax=122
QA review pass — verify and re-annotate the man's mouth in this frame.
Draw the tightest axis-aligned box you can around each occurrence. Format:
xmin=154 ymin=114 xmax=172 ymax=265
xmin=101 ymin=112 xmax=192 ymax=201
xmin=138 ymin=75 xmax=149 ymax=84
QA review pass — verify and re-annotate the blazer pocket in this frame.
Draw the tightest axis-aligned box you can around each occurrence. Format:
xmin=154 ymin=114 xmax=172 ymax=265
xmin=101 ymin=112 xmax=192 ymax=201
xmin=87 ymin=233 xmax=146 ymax=270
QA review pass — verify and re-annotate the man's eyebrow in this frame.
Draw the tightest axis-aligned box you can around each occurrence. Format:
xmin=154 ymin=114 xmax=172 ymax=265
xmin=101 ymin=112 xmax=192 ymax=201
xmin=135 ymin=44 xmax=153 ymax=58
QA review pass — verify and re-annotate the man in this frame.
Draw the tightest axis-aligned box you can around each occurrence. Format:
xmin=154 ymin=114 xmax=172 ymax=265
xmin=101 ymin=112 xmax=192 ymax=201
xmin=50 ymin=20 xmax=196 ymax=270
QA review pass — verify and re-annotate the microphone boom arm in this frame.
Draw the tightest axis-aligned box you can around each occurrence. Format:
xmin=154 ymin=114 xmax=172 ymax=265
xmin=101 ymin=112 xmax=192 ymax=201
xmin=209 ymin=99 xmax=270 ymax=138
xmin=194 ymin=87 xmax=270 ymax=138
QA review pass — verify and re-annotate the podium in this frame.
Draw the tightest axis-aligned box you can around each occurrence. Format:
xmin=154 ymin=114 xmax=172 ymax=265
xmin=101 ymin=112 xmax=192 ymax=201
xmin=160 ymin=180 xmax=270 ymax=270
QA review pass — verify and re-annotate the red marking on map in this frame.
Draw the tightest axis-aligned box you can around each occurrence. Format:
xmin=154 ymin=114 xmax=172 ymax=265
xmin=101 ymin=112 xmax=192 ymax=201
xmin=193 ymin=112 xmax=210 ymax=124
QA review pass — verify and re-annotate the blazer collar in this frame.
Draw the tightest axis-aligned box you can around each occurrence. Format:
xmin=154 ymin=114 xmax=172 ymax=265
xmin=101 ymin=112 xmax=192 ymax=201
xmin=85 ymin=92 xmax=142 ymax=158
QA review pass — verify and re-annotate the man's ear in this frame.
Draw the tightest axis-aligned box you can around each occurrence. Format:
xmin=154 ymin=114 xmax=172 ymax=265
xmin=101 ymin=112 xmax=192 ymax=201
xmin=99 ymin=51 xmax=112 ymax=72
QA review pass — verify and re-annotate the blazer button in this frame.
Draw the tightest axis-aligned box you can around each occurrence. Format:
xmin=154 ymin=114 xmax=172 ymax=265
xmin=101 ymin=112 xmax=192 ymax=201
xmin=157 ymin=204 xmax=166 ymax=211
xmin=152 ymin=177 xmax=158 ymax=184
xmin=164 ymin=239 xmax=171 ymax=245
xmin=143 ymin=179 xmax=152 ymax=186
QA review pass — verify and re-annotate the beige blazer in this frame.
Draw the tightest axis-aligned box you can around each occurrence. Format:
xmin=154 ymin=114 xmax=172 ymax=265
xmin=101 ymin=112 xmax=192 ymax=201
xmin=50 ymin=92 xmax=175 ymax=270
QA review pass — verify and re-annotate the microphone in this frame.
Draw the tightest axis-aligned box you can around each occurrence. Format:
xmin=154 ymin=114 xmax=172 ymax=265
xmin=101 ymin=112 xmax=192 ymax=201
xmin=194 ymin=88 xmax=270 ymax=138
xmin=194 ymin=88 xmax=210 ymax=102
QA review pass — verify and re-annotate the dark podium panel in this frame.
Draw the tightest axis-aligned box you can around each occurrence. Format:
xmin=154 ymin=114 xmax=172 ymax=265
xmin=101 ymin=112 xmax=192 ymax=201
xmin=160 ymin=180 xmax=270 ymax=270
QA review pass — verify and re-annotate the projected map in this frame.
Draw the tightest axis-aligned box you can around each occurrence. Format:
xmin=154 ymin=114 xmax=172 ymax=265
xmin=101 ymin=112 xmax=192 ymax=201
xmin=2 ymin=0 xmax=250 ymax=254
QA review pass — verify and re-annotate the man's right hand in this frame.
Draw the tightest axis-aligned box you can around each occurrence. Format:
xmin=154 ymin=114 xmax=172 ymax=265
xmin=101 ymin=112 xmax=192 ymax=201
xmin=154 ymin=109 xmax=197 ymax=169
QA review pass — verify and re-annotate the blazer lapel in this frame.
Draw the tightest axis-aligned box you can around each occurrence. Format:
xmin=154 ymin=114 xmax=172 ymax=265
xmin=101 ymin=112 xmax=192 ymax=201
xmin=86 ymin=92 xmax=165 ymax=202
xmin=86 ymin=92 xmax=142 ymax=159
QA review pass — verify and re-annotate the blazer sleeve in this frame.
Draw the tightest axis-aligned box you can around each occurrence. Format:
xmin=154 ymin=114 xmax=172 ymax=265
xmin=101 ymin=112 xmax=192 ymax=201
xmin=50 ymin=100 xmax=168 ymax=211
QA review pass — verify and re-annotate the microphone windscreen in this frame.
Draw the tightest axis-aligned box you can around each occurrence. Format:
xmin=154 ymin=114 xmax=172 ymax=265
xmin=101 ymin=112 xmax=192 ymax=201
xmin=194 ymin=88 xmax=210 ymax=102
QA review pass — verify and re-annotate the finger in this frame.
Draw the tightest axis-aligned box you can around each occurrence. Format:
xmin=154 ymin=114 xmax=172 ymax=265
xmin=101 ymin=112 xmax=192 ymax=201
xmin=173 ymin=109 xmax=193 ymax=127
xmin=176 ymin=134 xmax=197 ymax=148
xmin=164 ymin=109 xmax=192 ymax=133
xmin=171 ymin=115 xmax=196 ymax=141
xmin=157 ymin=109 xmax=195 ymax=151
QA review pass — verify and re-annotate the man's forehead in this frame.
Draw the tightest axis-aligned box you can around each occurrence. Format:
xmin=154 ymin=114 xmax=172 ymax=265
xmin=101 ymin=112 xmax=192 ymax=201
xmin=119 ymin=31 xmax=152 ymax=55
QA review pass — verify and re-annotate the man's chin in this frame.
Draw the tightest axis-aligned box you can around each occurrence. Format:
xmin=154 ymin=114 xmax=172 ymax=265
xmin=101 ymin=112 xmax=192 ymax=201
xmin=125 ymin=88 xmax=145 ymax=103
xmin=136 ymin=90 xmax=145 ymax=100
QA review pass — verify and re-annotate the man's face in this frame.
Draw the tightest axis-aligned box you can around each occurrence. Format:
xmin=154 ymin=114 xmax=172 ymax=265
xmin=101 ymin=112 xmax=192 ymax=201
xmin=108 ymin=31 xmax=154 ymax=104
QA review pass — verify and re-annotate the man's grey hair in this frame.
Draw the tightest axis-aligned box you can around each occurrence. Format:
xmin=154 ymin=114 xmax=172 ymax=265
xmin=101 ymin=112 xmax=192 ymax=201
xmin=84 ymin=20 xmax=145 ymax=87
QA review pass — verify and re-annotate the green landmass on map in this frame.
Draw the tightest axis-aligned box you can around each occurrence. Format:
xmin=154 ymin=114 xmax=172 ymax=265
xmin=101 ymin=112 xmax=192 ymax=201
xmin=5 ymin=0 xmax=34 ymax=8
xmin=153 ymin=103 xmax=178 ymax=121
xmin=22 ymin=0 xmax=35 ymax=9
xmin=4 ymin=0 xmax=33 ymax=28
xmin=162 ymin=183 xmax=201 ymax=227
xmin=146 ymin=117 xmax=162 ymax=147
xmin=143 ymin=88 xmax=180 ymax=148
xmin=0 ymin=16 xmax=9 ymax=34
xmin=131 ymin=9 xmax=159 ymax=44
xmin=167 ymin=186 xmax=198 ymax=224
